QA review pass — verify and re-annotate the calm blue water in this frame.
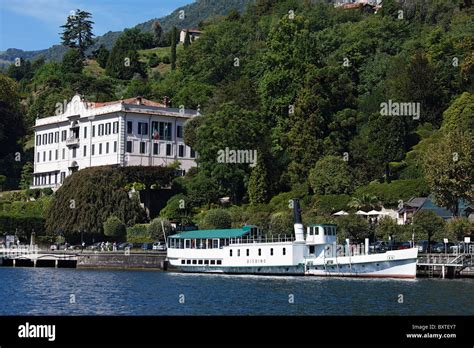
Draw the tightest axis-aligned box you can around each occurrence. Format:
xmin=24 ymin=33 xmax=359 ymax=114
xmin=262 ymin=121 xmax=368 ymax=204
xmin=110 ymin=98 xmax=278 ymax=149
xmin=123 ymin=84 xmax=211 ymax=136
xmin=0 ymin=268 xmax=473 ymax=315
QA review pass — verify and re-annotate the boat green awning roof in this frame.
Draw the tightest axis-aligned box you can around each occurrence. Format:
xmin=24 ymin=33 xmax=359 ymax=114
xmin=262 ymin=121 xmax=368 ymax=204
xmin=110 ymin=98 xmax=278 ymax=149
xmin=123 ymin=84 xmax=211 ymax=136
xmin=169 ymin=225 xmax=252 ymax=239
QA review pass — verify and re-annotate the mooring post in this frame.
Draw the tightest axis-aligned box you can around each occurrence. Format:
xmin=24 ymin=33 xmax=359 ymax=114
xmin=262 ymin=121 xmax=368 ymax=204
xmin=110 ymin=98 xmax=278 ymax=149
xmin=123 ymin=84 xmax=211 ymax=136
xmin=55 ymin=259 xmax=58 ymax=268
xmin=442 ymin=265 xmax=445 ymax=279
xmin=13 ymin=259 xmax=16 ymax=267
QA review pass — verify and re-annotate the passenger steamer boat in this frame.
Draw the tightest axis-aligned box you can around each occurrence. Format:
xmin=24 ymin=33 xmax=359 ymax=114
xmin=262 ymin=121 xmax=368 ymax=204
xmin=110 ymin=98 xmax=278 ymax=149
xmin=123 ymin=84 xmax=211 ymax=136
xmin=166 ymin=200 xmax=418 ymax=278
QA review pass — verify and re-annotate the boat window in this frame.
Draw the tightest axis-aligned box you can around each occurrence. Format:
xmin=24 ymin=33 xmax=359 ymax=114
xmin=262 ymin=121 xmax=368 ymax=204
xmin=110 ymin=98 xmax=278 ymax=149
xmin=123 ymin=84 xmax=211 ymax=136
xmin=210 ymin=260 xmax=216 ymax=265
xmin=217 ymin=260 xmax=222 ymax=265
xmin=198 ymin=260 xmax=203 ymax=265
xmin=204 ymin=260 xmax=209 ymax=265
xmin=192 ymin=260 xmax=197 ymax=265
xmin=270 ymin=248 xmax=273 ymax=256
xmin=283 ymin=248 xmax=286 ymax=256
xmin=186 ymin=260 xmax=191 ymax=264
xmin=181 ymin=260 xmax=185 ymax=265
xmin=315 ymin=227 xmax=319 ymax=236
xmin=258 ymin=249 xmax=261 ymax=256
xmin=185 ymin=239 xmax=191 ymax=248
xmin=246 ymin=249 xmax=249 ymax=256
xmin=238 ymin=249 xmax=240 ymax=257
xmin=212 ymin=239 xmax=219 ymax=249
xmin=230 ymin=249 xmax=233 ymax=257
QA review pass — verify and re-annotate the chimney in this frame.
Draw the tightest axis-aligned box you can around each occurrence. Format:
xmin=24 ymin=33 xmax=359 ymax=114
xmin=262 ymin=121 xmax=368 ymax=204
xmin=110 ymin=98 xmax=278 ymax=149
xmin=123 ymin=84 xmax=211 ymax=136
xmin=163 ymin=96 xmax=170 ymax=108
xmin=136 ymin=96 xmax=143 ymax=105
xmin=292 ymin=198 xmax=305 ymax=242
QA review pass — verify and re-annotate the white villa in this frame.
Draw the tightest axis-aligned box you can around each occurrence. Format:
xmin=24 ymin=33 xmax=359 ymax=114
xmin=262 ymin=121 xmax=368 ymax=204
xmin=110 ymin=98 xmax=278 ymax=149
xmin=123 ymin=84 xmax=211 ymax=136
xmin=32 ymin=95 xmax=199 ymax=189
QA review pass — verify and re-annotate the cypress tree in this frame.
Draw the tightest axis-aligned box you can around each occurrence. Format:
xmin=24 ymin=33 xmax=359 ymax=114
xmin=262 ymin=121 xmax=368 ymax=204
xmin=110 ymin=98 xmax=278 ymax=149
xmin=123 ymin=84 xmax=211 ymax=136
xmin=171 ymin=26 xmax=177 ymax=70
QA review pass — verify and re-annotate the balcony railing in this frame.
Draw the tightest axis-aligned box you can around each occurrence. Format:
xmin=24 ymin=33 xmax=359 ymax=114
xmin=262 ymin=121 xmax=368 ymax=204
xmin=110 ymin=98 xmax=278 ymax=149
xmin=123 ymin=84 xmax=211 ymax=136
xmin=65 ymin=137 xmax=80 ymax=147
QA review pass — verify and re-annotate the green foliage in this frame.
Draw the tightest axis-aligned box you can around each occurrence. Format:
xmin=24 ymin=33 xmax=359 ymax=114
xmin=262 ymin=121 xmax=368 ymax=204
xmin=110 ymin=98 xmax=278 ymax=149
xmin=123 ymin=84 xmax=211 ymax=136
xmin=422 ymin=130 xmax=474 ymax=216
xmin=148 ymin=217 xmax=172 ymax=240
xmin=202 ymin=209 xmax=232 ymax=229
xmin=0 ymin=214 xmax=45 ymax=242
xmin=268 ymin=211 xmax=293 ymax=236
xmin=354 ymin=179 xmax=430 ymax=208
xmin=171 ymin=27 xmax=177 ymax=70
xmin=441 ymin=92 xmax=474 ymax=133
xmin=148 ymin=53 xmax=161 ymax=68
xmin=95 ymin=45 xmax=110 ymax=69
xmin=152 ymin=21 xmax=163 ymax=46
xmin=160 ymin=194 xmax=190 ymax=221
xmin=444 ymin=217 xmax=473 ymax=241
xmin=248 ymin=156 xmax=269 ymax=205
xmin=126 ymin=224 xmax=153 ymax=243
xmin=60 ymin=9 xmax=94 ymax=56
xmin=19 ymin=162 xmax=33 ymax=190
xmin=45 ymin=166 xmax=175 ymax=240
xmin=335 ymin=215 xmax=370 ymax=243
xmin=375 ymin=216 xmax=401 ymax=241
xmin=308 ymin=156 xmax=353 ymax=195
xmin=312 ymin=194 xmax=351 ymax=216
xmin=103 ymin=215 xmax=126 ymax=240
xmin=412 ymin=210 xmax=445 ymax=242
xmin=183 ymin=30 xmax=191 ymax=48
xmin=61 ymin=49 xmax=83 ymax=74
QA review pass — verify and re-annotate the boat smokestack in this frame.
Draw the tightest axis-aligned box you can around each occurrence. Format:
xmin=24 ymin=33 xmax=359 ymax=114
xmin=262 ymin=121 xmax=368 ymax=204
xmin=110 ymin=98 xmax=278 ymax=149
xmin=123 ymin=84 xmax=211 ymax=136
xmin=292 ymin=199 xmax=305 ymax=242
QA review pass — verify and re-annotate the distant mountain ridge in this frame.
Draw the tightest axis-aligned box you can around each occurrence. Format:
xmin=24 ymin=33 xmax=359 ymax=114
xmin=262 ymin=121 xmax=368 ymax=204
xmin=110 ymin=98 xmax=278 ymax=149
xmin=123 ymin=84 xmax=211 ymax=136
xmin=0 ymin=0 xmax=254 ymax=65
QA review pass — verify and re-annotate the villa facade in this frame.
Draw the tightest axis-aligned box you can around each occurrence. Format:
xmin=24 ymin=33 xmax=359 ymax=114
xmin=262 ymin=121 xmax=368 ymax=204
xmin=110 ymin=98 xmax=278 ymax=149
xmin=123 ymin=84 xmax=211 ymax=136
xmin=32 ymin=95 xmax=199 ymax=189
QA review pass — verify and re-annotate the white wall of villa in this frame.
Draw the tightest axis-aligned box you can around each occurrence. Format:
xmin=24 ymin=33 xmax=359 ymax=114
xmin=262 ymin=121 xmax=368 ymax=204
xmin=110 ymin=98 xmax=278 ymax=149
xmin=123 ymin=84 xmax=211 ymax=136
xmin=32 ymin=95 xmax=199 ymax=189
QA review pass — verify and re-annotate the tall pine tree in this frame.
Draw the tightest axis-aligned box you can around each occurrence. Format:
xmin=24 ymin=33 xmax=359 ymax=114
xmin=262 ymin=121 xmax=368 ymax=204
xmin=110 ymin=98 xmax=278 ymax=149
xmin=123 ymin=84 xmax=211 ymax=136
xmin=60 ymin=9 xmax=94 ymax=57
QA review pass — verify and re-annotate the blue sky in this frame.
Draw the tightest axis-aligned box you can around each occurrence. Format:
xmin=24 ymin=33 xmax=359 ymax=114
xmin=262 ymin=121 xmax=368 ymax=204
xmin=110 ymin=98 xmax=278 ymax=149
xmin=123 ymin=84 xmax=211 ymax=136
xmin=0 ymin=0 xmax=194 ymax=51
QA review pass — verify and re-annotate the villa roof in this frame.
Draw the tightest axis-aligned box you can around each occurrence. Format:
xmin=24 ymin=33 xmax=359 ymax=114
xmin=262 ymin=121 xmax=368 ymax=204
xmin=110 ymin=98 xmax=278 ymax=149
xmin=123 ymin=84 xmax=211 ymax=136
xmin=169 ymin=226 xmax=252 ymax=239
xmin=88 ymin=97 xmax=165 ymax=108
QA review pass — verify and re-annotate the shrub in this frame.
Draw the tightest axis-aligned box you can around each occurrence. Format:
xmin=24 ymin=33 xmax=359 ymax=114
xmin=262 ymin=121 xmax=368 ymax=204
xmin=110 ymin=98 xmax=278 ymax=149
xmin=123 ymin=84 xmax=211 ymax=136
xmin=201 ymin=209 xmax=232 ymax=229
xmin=148 ymin=217 xmax=173 ymax=240
xmin=103 ymin=216 xmax=126 ymax=240
xmin=412 ymin=210 xmax=445 ymax=243
xmin=335 ymin=215 xmax=370 ymax=243
xmin=375 ymin=216 xmax=400 ymax=241
xmin=126 ymin=224 xmax=153 ymax=243
xmin=444 ymin=217 xmax=473 ymax=242
xmin=354 ymin=179 xmax=430 ymax=207
xmin=162 ymin=55 xmax=171 ymax=64
xmin=148 ymin=53 xmax=161 ymax=68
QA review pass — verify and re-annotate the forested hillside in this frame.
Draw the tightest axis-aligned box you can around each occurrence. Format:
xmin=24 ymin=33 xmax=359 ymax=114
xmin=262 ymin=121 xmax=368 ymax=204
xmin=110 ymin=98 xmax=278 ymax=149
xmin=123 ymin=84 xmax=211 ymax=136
xmin=0 ymin=0 xmax=473 ymax=244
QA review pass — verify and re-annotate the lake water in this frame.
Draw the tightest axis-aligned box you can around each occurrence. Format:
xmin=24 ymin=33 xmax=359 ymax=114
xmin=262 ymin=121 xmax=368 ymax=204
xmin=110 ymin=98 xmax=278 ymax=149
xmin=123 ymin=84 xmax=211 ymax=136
xmin=0 ymin=268 xmax=473 ymax=315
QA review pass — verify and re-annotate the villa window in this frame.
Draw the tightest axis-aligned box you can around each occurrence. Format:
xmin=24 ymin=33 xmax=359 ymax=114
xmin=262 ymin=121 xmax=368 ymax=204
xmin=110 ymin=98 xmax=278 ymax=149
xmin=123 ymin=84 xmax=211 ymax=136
xmin=62 ymin=148 xmax=65 ymax=159
xmin=49 ymin=151 xmax=52 ymax=161
xmin=113 ymin=121 xmax=119 ymax=134
xmin=127 ymin=121 xmax=133 ymax=134
xmin=55 ymin=132 xmax=59 ymax=143
xmin=43 ymin=152 xmax=46 ymax=161
xmin=126 ymin=141 xmax=132 ymax=153
xmin=37 ymin=152 xmax=40 ymax=162
xmin=98 ymin=124 xmax=104 ymax=136
xmin=55 ymin=150 xmax=58 ymax=160
xmin=72 ymin=148 xmax=76 ymax=158
xmin=92 ymin=126 xmax=95 ymax=137
xmin=138 ymin=122 xmax=148 ymax=135
xmin=105 ymin=123 xmax=111 ymax=135
xmin=83 ymin=127 xmax=87 ymax=139
xmin=177 ymin=125 xmax=183 ymax=138
xmin=166 ymin=144 xmax=172 ymax=156
xmin=190 ymin=149 xmax=196 ymax=158
xmin=140 ymin=142 xmax=146 ymax=154
xmin=106 ymin=142 xmax=109 ymax=154
xmin=114 ymin=141 xmax=117 ymax=153
xmin=42 ymin=134 xmax=47 ymax=144
xmin=258 ymin=249 xmax=261 ymax=256
xmin=83 ymin=145 xmax=87 ymax=157
xmin=178 ymin=145 xmax=185 ymax=158
xmin=91 ymin=144 xmax=95 ymax=156
xmin=36 ymin=135 xmax=41 ymax=146
xmin=62 ymin=130 xmax=67 ymax=141
xmin=153 ymin=143 xmax=159 ymax=155
xmin=49 ymin=133 xmax=53 ymax=144
xmin=99 ymin=143 xmax=102 ymax=155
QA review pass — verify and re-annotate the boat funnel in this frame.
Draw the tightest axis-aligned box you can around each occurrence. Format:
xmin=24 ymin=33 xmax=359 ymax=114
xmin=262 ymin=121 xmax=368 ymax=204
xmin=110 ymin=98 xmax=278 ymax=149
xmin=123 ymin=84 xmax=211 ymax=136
xmin=292 ymin=199 xmax=305 ymax=242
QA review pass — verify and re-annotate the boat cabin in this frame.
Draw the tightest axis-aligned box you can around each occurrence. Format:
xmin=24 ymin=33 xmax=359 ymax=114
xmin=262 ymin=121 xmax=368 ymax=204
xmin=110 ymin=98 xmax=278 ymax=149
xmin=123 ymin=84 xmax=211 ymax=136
xmin=305 ymin=224 xmax=337 ymax=245
xmin=167 ymin=225 xmax=261 ymax=250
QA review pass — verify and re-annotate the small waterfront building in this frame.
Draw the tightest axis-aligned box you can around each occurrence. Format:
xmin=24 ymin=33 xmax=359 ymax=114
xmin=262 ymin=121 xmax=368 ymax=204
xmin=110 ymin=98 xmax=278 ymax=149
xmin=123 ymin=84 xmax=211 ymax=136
xmin=32 ymin=95 xmax=199 ymax=189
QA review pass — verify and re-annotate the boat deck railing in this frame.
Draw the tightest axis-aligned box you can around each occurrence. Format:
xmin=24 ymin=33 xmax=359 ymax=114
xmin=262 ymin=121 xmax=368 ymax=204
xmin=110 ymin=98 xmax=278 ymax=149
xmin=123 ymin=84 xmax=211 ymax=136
xmin=229 ymin=236 xmax=294 ymax=245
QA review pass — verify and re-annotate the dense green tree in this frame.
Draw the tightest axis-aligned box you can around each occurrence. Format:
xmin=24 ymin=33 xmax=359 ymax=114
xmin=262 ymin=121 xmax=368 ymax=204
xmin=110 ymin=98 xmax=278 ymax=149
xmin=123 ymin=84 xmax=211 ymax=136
xmin=202 ymin=209 xmax=232 ymax=229
xmin=412 ymin=210 xmax=445 ymax=247
xmin=336 ymin=215 xmax=370 ymax=243
xmin=183 ymin=30 xmax=191 ymax=48
xmin=19 ymin=162 xmax=33 ymax=190
xmin=60 ymin=9 xmax=94 ymax=56
xmin=308 ymin=156 xmax=353 ymax=195
xmin=94 ymin=44 xmax=109 ymax=69
xmin=375 ymin=216 xmax=400 ymax=241
xmin=171 ymin=27 xmax=177 ymax=70
xmin=148 ymin=217 xmax=172 ymax=240
xmin=423 ymin=130 xmax=474 ymax=216
xmin=61 ymin=49 xmax=83 ymax=74
xmin=444 ymin=217 xmax=473 ymax=242
xmin=248 ymin=156 xmax=269 ymax=205
xmin=103 ymin=216 xmax=126 ymax=241
xmin=441 ymin=92 xmax=474 ymax=133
